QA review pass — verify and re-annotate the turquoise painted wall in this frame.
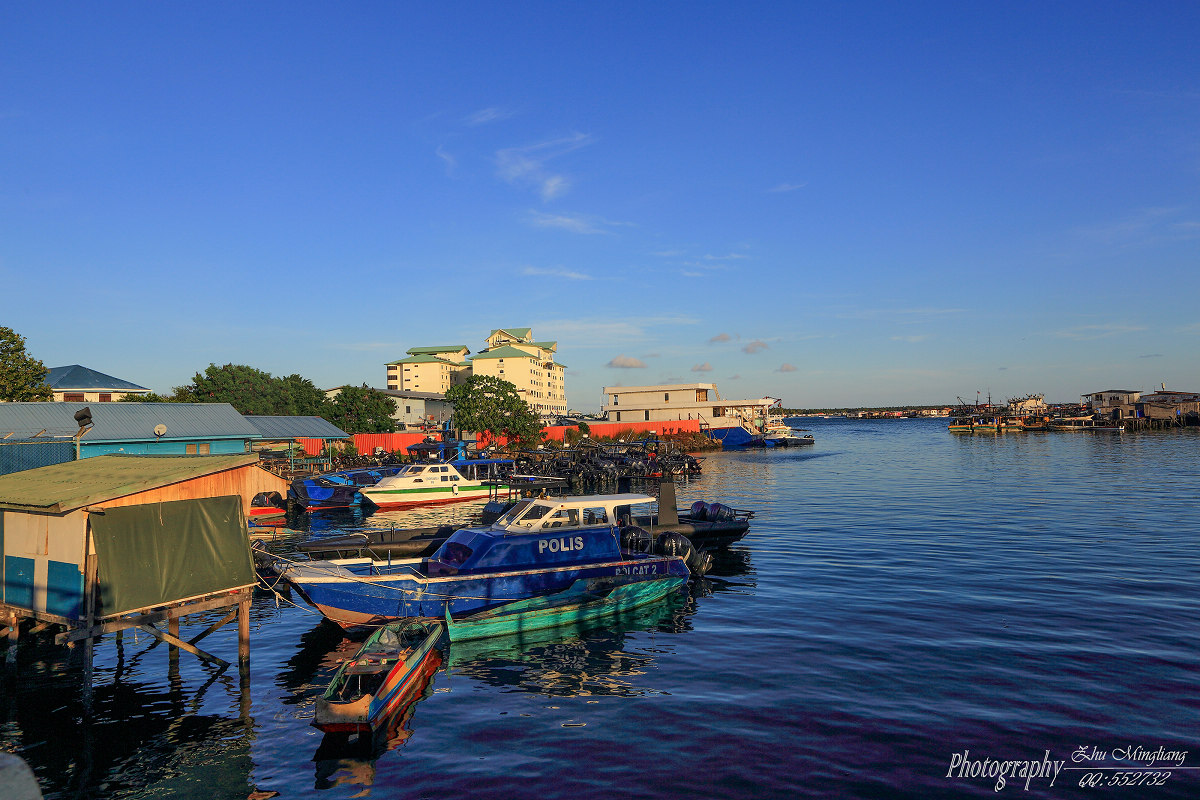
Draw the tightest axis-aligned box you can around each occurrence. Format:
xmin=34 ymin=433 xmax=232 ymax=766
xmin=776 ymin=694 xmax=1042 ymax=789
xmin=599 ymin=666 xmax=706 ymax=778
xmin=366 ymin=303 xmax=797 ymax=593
xmin=80 ymin=439 xmax=250 ymax=457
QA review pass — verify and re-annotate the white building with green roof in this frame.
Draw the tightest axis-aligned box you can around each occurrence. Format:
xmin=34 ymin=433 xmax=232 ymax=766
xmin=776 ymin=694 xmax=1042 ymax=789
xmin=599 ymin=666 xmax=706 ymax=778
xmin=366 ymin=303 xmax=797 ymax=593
xmin=385 ymin=345 xmax=471 ymax=393
xmin=385 ymin=329 xmax=567 ymax=419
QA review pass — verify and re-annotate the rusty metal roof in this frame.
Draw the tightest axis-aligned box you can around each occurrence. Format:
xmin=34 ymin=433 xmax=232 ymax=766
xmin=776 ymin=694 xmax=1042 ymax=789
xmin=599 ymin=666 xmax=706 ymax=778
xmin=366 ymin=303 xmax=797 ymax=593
xmin=0 ymin=454 xmax=260 ymax=513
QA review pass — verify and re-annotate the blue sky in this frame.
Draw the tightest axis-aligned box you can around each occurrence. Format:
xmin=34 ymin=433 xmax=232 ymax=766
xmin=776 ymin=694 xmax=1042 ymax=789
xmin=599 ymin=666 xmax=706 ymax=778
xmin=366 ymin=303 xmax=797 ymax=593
xmin=3 ymin=3 xmax=1198 ymax=410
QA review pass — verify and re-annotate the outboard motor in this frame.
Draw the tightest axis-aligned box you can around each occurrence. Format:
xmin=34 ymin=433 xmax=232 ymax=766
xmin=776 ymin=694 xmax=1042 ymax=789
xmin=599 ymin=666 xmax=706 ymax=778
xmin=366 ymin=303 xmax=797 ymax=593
xmin=655 ymin=531 xmax=713 ymax=576
xmin=689 ymin=500 xmax=708 ymax=520
xmin=620 ymin=525 xmax=655 ymax=554
xmin=707 ymin=502 xmax=733 ymax=522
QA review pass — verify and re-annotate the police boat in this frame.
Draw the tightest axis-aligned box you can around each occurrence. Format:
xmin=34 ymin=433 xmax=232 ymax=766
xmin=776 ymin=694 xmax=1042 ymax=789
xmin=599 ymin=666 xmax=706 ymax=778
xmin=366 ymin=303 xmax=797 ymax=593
xmin=277 ymin=493 xmax=696 ymax=630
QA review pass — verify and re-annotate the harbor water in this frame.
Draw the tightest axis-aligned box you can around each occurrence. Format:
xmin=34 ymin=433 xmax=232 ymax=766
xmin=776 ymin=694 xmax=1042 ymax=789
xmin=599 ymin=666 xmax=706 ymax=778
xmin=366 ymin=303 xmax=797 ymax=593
xmin=4 ymin=418 xmax=1199 ymax=799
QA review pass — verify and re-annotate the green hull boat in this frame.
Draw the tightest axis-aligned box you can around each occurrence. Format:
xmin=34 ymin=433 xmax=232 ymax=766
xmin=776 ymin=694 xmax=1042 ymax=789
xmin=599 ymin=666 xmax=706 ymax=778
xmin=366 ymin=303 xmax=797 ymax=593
xmin=445 ymin=576 xmax=685 ymax=642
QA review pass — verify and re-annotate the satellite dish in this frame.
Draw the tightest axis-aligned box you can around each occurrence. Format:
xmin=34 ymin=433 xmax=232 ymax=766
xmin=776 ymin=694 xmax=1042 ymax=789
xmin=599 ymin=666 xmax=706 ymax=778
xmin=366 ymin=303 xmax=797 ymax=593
xmin=153 ymin=424 xmax=167 ymax=437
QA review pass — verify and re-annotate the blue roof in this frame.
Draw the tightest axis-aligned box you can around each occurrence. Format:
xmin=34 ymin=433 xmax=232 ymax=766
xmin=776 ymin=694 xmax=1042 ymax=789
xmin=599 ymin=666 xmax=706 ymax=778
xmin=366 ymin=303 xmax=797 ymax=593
xmin=243 ymin=415 xmax=349 ymax=439
xmin=0 ymin=402 xmax=258 ymax=442
xmin=44 ymin=365 xmax=149 ymax=392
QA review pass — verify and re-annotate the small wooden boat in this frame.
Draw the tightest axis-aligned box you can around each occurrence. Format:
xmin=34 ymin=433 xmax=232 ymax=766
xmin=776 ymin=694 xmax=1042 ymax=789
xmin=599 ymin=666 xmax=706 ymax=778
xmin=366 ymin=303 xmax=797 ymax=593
xmin=444 ymin=576 xmax=684 ymax=642
xmin=313 ymin=620 xmax=443 ymax=734
xmin=248 ymin=491 xmax=288 ymax=520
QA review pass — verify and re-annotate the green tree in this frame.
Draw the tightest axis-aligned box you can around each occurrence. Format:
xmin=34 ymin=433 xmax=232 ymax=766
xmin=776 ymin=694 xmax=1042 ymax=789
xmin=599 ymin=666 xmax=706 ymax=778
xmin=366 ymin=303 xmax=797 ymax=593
xmin=445 ymin=375 xmax=544 ymax=446
xmin=327 ymin=384 xmax=397 ymax=434
xmin=182 ymin=363 xmax=333 ymax=417
xmin=0 ymin=326 xmax=52 ymax=401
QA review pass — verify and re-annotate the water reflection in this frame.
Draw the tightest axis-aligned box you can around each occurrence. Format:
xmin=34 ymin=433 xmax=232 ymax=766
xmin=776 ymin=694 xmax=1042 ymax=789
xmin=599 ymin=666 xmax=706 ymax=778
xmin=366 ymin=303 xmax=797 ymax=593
xmin=446 ymin=595 xmax=696 ymax=698
xmin=1 ymin=635 xmax=255 ymax=799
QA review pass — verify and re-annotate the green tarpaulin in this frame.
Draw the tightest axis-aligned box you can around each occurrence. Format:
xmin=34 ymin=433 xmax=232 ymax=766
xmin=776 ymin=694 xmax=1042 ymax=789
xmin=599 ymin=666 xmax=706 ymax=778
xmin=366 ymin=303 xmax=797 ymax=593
xmin=89 ymin=495 xmax=256 ymax=617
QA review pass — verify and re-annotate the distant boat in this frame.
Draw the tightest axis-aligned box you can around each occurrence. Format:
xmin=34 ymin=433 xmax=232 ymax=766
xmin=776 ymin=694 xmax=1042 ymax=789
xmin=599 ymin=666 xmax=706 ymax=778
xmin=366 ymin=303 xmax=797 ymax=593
xmin=313 ymin=620 xmax=443 ymax=734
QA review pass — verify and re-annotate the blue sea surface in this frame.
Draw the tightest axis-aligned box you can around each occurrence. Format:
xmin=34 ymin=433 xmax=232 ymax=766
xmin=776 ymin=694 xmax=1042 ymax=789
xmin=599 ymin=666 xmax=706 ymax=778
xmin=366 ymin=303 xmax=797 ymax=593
xmin=3 ymin=418 xmax=1199 ymax=799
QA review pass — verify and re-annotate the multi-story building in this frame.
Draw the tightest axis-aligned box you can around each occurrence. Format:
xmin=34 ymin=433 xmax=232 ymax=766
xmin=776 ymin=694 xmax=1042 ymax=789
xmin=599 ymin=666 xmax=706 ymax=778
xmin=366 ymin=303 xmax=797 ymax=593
xmin=386 ymin=328 xmax=568 ymax=419
xmin=386 ymin=346 xmax=471 ymax=393
xmin=601 ymin=382 xmax=776 ymax=447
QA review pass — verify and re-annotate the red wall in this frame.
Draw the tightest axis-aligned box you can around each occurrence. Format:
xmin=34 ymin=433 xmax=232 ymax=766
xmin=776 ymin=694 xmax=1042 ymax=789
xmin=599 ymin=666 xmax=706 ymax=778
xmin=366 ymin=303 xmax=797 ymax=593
xmin=299 ymin=419 xmax=702 ymax=455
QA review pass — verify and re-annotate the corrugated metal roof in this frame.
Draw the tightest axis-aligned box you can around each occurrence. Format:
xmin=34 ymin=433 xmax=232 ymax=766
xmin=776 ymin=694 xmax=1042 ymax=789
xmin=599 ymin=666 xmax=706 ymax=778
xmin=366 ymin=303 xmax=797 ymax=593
xmin=44 ymin=365 xmax=149 ymax=392
xmin=243 ymin=415 xmax=349 ymax=439
xmin=0 ymin=402 xmax=259 ymax=441
xmin=0 ymin=454 xmax=260 ymax=513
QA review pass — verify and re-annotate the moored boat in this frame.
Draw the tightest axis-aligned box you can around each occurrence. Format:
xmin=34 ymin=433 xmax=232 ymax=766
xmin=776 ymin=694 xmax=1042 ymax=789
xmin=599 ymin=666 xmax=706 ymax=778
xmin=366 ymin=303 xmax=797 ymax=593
xmin=313 ymin=620 xmax=443 ymax=734
xmin=296 ymin=480 xmax=752 ymax=561
xmin=359 ymin=458 xmax=514 ymax=510
xmin=277 ymin=493 xmax=693 ymax=629
xmin=444 ymin=575 xmax=684 ymax=642
xmin=290 ymin=466 xmax=405 ymax=510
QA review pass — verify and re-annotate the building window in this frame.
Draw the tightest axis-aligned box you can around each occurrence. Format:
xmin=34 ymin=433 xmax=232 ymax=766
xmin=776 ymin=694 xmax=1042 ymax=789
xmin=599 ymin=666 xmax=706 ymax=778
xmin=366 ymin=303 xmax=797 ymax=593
xmin=406 ymin=406 xmax=411 ymax=414
xmin=186 ymin=444 xmax=197 ymax=454
xmin=664 ymin=393 xmax=669 ymax=402
xmin=645 ymin=410 xmax=650 ymax=421
xmin=99 ymin=393 xmax=112 ymax=402
xmin=64 ymin=393 xmax=84 ymax=402
xmin=616 ymin=411 xmax=621 ymax=422
xmin=199 ymin=443 xmax=210 ymax=455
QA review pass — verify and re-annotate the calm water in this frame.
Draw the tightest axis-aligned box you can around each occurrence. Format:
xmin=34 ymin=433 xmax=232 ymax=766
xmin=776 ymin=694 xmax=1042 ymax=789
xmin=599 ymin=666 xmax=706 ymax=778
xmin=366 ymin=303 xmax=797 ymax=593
xmin=4 ymin=418 xmax=1199 ymax=799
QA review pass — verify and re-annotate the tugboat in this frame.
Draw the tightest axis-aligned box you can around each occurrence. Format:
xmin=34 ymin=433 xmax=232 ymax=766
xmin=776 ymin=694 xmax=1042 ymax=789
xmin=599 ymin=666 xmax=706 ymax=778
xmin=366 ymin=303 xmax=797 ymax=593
xmin=275 ymin=493 xmax=695 ymax=629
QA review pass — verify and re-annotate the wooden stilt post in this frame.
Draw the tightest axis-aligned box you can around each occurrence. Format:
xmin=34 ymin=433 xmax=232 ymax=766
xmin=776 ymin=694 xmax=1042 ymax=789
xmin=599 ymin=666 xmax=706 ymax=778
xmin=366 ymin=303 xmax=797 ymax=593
xmin=5 ymin=613 xmax=16 ymax=667
xmin=168 ymin=614 xmax=180 ymax=674
xmin=238 ymin=595 xmax=250 ymax=667
xmin=82 ymin=529 xmax=98 ymax=708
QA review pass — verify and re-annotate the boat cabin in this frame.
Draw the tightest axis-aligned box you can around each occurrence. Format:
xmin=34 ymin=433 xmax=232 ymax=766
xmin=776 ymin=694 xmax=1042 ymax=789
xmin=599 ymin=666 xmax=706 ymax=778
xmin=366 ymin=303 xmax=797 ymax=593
xmin=427 ymin=493 xmax=658 ymax=576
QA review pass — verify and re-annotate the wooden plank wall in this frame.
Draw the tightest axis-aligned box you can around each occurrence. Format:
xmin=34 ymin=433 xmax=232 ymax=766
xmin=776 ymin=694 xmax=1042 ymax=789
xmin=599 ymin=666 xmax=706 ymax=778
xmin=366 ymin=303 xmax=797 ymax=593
xmin=94 ymin=465 xmax=288 ymax=516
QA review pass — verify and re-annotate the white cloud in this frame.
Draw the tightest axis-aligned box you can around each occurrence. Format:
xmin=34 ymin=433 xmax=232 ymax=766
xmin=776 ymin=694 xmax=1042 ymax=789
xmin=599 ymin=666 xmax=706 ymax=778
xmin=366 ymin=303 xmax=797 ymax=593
xmin=607 ymin=354 xmax=646 ymax=368
xmin=767 ymin=182 xmax=807 ymax=193
xmin=891 ymin=334 xmax=929 ymax=343
xmin=709 ymin=332 xmax=733 ymax=343
xmin=465 ymin=107 xmax=513 ymax=125
xmin=435 ymin=146 xmax=457 ymax=175
xmin=703 ymin=253 xmax=750 ymax=261
xmin=777 ymin=363 xmax=797 ymax=372
xmin=496 ymin=132 xmax=594 ymax=200
xmin=1054 ymin=324 xmax=1146 ymax=341
xmin=526 ymin=210 xmax=630 ymax=235
xmin=692 ymin=362 xmax=713 ymax=372
xmin=743 ymin=340 xmax=768 ymax=354
xmin=522 ymin=266 xmax=593 ymax=280
xmin=535 ymin=315 xmax=699 ymax=345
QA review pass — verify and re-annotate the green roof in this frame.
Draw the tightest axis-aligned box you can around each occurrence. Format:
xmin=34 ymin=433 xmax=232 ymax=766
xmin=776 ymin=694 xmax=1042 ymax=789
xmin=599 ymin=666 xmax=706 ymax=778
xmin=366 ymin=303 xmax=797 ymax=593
xmin=406 ymin=345 xmax=469 ymax=356
xmin=391 ymin=354 xmax=459 ymax=365
xmin=0 ymin=454 xmax=260 ymax=513
xmin=531 ymin=340 xmax=558 ymax=350
xmin=490 ymin=328 xmax=532 ymax=340
xmin=470 ymin=345 xmax=541 ymax=360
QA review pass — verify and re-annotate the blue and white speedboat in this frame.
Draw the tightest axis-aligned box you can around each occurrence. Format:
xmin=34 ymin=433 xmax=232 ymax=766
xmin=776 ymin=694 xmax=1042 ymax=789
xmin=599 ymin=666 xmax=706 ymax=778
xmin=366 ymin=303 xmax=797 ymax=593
xmin=278 ymin=493 xmax=692 ymax=629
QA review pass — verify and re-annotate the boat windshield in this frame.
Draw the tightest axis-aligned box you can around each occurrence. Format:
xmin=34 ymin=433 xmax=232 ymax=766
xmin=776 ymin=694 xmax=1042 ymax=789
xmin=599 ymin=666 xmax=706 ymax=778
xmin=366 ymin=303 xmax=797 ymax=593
xmin=494 ymin=500 xmax=553 ymax=528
